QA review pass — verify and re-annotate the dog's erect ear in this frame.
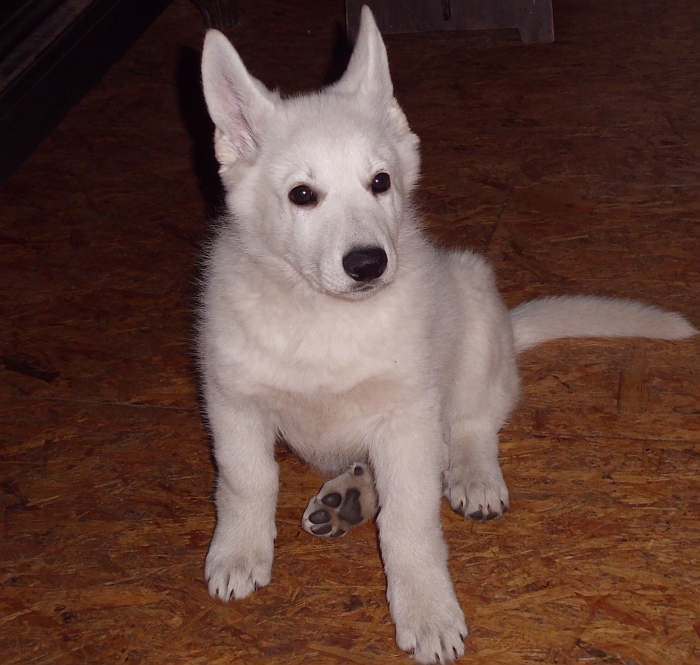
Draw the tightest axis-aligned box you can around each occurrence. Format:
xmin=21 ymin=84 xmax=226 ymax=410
xmin=201 ymin=30 xmax=275 ymax=170
xmin=333 ymin=6 xmax=393 ymax=100
xmin=333 ymin=7 xmax=414 ymax=138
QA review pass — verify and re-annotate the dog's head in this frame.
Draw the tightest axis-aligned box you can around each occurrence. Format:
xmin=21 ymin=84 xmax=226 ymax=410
xmin=201 ymin=7 xmax=420 ymax=299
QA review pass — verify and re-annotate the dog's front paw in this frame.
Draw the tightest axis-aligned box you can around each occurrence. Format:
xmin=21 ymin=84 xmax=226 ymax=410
xmin=390 ymin=580 xmax=468 ymax=664
xmin=445 ymin=463 xmax=509 ymax=520
xmin=205 ymin=524 xmax=274 ymax=601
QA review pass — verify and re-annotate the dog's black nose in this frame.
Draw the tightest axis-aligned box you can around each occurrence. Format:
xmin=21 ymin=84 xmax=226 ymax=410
xmin=342 ymin=247 xmax=388 ymax=282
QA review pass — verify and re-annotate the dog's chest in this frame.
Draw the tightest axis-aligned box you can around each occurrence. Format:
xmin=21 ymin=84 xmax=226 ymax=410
xmin=221 ymin=285 xmax=407 ymax=396
xmin=208 ymin=267 xmax=426 ymax=468
xmin=265 ymin=376 xmax=401 ymax=471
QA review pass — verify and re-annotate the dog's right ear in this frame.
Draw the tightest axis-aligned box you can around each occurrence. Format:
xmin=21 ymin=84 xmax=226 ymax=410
xmin=201 ymin=30 xmax=275 ymax=171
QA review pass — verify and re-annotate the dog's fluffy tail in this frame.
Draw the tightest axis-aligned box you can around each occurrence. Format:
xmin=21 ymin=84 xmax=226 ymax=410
xmin=510 ymin=295 xmax=697 ymax=353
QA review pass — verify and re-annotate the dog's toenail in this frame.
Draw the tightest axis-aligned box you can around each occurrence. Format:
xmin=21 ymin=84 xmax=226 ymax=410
xmin=321 ymin=492 xmax=342 ymax=507
xmin=468 ymin=510 xmax=484 ymax=520
xmin=311 ymin=523 xmax=332 ymax=535
xmin=309 ymin=509 xmax=330 ymax=524
xmin=485 ymin=511 xmax=498 ymax=520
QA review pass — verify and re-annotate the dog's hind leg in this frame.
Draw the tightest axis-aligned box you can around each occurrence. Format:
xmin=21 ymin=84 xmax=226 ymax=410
xmin=302 ymin=463 xmax=378 ymax=538
xmin=444 ymin=422 xmax=509 ymax=520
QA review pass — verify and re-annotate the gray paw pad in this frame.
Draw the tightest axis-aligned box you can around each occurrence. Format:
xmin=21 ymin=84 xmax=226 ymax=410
xmin=302 ymin=463 xmax=378 ymax=539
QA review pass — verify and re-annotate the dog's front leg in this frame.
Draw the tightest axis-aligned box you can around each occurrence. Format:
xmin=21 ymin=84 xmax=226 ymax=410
xmin=204 ymin=386 xmax=278 ymax=601
xmin=371 ymin=411 xmax=467 ymax=664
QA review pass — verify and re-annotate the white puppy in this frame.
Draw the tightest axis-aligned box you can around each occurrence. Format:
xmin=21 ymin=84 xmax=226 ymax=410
xmin=197 ymin=7 xmax=696 ymax=663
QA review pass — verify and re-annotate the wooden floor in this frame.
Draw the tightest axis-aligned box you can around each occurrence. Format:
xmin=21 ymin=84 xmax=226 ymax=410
xmin=1 ymin=1 xmax=698 ymax=663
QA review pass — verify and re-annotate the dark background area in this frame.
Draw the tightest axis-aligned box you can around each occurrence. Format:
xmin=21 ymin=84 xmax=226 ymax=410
xmin=0 ymin=0 xmax=172 ymax=182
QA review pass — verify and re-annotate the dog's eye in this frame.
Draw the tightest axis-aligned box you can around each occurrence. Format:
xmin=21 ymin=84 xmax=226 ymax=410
xmin=289 ymin=184 xmax=318 ymax=206
xmin=371 ymin=172 xmax=391 ymax=195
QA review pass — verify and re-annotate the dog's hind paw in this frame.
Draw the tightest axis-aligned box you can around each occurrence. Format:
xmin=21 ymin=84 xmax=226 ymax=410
xmin=302 ymin=463 xmax=378 ymax=538
xmin=444 ymin=463 xmax=509 ymax=521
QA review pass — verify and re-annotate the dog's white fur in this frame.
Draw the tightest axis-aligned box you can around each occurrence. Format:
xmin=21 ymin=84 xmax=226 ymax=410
xmin=198 ymin=8 xmax=697 ymax=663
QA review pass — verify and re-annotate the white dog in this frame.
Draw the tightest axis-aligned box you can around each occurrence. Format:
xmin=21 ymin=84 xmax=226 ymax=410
xmin=197 ymin=7 xmax=696 ymax=663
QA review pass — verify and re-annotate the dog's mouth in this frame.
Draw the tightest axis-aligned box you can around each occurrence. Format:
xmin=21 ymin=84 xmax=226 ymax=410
xmin=327 ymin=279 xmax=388 ymax=301
xmin=308 ymin=252 xmax=397 ymax=301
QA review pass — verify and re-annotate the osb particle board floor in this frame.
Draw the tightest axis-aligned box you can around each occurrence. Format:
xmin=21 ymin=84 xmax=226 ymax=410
xmin=1 ymin=1 xmax=699 ymax=664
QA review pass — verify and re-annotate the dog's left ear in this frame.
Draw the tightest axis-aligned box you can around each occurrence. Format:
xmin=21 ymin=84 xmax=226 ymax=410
xmin=333 ymin=6 xmax=413 ymax=136
xmin=334 ymin=6 xmax=393 ymax=100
